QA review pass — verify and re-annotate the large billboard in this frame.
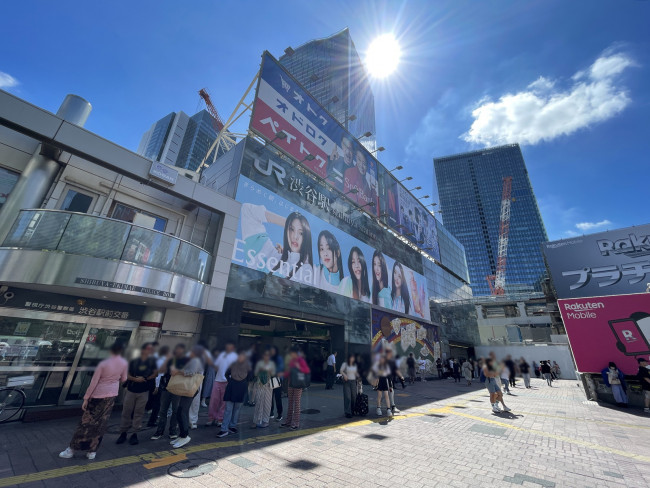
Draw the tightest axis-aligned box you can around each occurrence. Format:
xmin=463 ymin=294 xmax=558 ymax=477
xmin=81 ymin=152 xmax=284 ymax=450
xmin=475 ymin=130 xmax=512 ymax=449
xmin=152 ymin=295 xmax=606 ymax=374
xmin=543 ymin=224 xmax=650 ymax=299
xmin=249 ymin=52 xmax=440 ymax=260
xmin=371 ymin=309 xmax=440 ymax=375
xmin=558 ymin=293 xmax=650 ymax=373
xmin=232 ymin=174 xmax=431 ymax=322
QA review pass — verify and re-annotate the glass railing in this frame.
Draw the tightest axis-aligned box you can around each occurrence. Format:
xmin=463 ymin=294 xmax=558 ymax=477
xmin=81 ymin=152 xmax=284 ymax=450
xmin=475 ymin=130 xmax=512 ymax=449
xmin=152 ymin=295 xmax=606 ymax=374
xmin=1 ymin=209 xmax=212 ymax=283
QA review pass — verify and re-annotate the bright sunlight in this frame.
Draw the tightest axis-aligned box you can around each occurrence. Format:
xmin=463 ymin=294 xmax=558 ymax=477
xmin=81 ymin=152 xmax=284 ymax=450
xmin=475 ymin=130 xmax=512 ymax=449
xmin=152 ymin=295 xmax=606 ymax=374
xmin=366 ymin=34 xmax=401 ymax=78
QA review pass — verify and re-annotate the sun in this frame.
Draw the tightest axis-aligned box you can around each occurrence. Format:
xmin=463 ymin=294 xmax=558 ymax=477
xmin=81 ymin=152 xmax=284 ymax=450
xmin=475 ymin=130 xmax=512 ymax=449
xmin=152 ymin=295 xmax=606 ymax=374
xmin=366 ymin=34 xmax=401 ymax=78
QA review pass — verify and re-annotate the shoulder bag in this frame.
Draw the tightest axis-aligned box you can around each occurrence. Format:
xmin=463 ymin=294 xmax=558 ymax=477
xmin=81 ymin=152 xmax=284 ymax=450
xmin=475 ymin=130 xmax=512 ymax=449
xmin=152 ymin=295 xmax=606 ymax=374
xmin=166 ymin=373 xmax=204 ymax=397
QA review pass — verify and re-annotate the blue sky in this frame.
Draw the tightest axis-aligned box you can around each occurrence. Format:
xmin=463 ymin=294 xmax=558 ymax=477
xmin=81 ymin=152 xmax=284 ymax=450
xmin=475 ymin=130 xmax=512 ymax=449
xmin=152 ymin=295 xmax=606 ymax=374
xmin=1 ymin=1 xmax=648 ymax=240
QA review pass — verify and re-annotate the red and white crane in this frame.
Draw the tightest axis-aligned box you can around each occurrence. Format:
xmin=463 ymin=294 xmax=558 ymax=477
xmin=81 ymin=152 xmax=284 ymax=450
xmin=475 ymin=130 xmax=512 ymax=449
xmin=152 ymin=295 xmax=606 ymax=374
xmin=486 ymin=176 xmax=513 ymax=296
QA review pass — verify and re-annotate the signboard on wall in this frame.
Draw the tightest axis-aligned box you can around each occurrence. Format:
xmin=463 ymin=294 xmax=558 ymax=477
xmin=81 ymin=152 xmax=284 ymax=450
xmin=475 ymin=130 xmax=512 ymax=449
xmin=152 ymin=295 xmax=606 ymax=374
xmin=543 ymin=224 xmax=650 ymax=299
xmin=371 ymin=309 xmax=440 ymax=374
xmin=232 ymin=175 xmax=431 ymax=322
xmin=249 ymin=52 xmax=440 ymax=259
xmin=558 ymin=293 xmax=650 ymax=373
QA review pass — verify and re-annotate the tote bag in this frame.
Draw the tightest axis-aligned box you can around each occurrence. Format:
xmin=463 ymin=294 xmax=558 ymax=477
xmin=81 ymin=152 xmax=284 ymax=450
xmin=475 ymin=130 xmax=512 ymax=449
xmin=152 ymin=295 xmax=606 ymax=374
xmin=290 ymin=368 xmax=311 ymax=389
xmin=166 ymin=374 xmax=204 ymax=397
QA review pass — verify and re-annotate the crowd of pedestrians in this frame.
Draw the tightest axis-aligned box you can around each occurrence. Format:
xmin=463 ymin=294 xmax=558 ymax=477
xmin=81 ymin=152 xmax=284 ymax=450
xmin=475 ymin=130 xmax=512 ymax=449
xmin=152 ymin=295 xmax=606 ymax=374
xmin=57 ymin=337 xmax=650 ymax=461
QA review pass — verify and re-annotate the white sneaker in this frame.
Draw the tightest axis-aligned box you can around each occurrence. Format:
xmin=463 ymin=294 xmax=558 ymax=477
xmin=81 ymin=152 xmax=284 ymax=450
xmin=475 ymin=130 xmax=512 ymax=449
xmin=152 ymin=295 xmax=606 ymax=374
xmin=190 ymin=424 xmax=197 ymax=430
xmin=200 ymin=401 xmax=208 ymax=408
xmin=376 ymin=407 xmax=383 ymax=416
xmin=388 ymin=408 xmax=394 ymax=417
xmin=172 ymin=436 xmax=191 ymax=448
xmin=86 ymin=452 xmax=96 ymax=460
xmin=492 ymin=403 xmax=501 ymax=413
xmin=59 ymin=447 xmax=74 ymax=459
xmin=503 ymin=406 xmax=512 ymax=412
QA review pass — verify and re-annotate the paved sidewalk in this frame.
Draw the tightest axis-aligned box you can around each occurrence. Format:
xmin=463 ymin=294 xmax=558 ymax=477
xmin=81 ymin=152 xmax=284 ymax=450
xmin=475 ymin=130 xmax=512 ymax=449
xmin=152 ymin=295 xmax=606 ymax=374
xmin=1 ymin=377 xmax=649 ymax=487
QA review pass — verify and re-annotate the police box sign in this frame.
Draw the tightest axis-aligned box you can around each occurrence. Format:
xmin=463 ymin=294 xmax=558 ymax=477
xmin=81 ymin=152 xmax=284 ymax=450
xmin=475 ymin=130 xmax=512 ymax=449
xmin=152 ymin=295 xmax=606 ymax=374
xmin=74 ymin=278 xmax=176 ymax=298
xmin=149 ymin=161 xmax=178 ymax=185
xmin=542 ymin=223 xmax=650 ymax=299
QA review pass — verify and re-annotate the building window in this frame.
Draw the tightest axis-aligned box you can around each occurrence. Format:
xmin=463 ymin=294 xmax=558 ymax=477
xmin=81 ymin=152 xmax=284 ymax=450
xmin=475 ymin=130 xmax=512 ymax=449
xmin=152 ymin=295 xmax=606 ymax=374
xmin=60 ymin=188 xmax=95 ymax=213
xmin=109 ymin=201 xmax=167 ymax=232
xmin=0 ymin=166 xmax=20 ymax=209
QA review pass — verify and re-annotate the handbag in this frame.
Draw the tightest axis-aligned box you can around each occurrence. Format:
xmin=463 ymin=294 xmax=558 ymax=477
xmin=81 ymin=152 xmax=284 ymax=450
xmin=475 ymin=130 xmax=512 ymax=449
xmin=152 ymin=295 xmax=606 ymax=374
xmin=290 ymin=367 xmax=311 ymax=389
xmin=270 ymin=377 xmax=282 ymax=389
xmin=166 ymin=373 xmax=204 ymax=397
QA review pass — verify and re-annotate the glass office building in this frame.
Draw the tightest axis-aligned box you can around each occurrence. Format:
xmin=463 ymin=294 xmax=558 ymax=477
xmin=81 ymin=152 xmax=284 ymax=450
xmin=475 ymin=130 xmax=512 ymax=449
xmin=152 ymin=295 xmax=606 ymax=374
xmin=279 ymin=28 xmax=376 ymax=152
xmin=434 ymin=144 xmax=548 ymax=296
xmin=138 ymin=109 xmax=230 ymax=171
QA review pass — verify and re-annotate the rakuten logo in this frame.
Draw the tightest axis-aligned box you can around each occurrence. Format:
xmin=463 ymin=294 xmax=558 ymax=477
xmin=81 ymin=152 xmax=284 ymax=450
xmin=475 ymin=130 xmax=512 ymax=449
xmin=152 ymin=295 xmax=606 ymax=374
xmin=563 ymin=302 xmax=604 ymax=311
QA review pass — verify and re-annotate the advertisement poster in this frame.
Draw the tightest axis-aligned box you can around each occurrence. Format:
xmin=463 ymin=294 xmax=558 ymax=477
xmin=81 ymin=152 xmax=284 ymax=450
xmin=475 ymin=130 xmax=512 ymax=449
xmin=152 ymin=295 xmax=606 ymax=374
xmin=558 ymin=293 xmax=650 ymax=373
xmin=371 ymin=309 xmax=440 ymax=374
xmin=543 ymin=224 xmax=650 ymax=299
xmin=397 ymin=185 xmax=440 ymax=259
xmin=250 ymin=52 xmax=379 ymax=216
xmin=232 ymin=175 xmax=431 ymax=322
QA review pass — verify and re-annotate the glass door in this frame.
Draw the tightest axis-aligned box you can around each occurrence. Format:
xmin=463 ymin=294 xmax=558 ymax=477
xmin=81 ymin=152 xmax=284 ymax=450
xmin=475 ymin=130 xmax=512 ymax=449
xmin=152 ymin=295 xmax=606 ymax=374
xmin=63 ymin=325 xmax=135 ymax=403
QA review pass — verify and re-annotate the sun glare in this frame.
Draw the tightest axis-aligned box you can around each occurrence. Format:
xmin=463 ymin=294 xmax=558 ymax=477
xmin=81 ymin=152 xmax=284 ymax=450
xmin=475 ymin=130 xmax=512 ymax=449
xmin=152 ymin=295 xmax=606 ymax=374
xmin=366 ymin=34 xmax=401 ymax=78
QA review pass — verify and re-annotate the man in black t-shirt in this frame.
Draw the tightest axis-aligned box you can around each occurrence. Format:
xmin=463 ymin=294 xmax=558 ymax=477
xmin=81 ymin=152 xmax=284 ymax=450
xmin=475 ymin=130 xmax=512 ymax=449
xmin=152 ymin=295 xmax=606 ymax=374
xmin=519 ymin=358 xmax=531 ymax=389
xmin=407 ymin=354 xmax=416 ymax=384
xmin=117 ymin=343 xmax=158 ymax=445
xmin=637 ymin=358 xmax=650 ymax=414
xmin=504 ymin=356 xmax=516 ymax=387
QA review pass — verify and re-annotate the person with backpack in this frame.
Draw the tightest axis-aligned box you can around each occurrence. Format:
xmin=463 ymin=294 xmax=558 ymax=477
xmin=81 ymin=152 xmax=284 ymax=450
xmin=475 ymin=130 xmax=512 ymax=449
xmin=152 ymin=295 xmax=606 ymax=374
xmin=116 ymin=343 xmax=158 ymax=446
xmin=407 ymin=353 xmax=416 ymax=384
xmin=151 ymin=344 xmax=188 ymax=441
xmin=340 ymin=353 xmax=359 ymax=418
xmin=601 ymin=362 xmax=628 ymax=407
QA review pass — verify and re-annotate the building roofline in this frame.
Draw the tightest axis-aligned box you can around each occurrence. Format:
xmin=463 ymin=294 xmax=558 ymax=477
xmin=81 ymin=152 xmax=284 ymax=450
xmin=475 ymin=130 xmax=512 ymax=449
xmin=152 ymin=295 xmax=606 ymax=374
xmin=433 ymin=143 xmax=521 ymax=163
xmin=281 ymin=27 xmax=351 ymax=55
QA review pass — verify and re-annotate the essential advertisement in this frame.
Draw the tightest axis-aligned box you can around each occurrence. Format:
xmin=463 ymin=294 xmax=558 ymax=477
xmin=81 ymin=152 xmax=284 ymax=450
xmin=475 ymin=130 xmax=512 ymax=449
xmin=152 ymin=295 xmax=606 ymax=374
xmin=558 ymin=293 xmax=650 ymax=373
xmin=232 ymin=175 xmax=431 ymax=322
xmin=542 ymin=223 xmax=650 ymax=299
xmin=371 ymin=309 xmax=440 ymax=375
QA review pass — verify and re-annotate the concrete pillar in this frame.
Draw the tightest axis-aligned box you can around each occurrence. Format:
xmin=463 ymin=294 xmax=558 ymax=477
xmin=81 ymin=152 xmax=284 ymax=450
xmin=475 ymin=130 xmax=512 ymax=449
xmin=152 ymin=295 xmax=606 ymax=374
xmin=0 ymin=94 xmax=92 ymax=243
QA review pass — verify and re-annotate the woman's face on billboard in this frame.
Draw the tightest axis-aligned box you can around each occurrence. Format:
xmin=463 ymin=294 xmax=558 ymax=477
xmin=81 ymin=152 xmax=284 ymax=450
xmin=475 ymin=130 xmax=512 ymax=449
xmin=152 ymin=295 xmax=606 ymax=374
xmin=319 ymin=235 xmax=335 ymax=271
xmin=373 ymin=256 xmax=382 ymax=283
xmin=288 ymin=218 xmax=304 ymax=253
xmin=394 ymin=265 xmax=402 ymax=288
xmin=351 ymin=251 xmax=362 ymax=280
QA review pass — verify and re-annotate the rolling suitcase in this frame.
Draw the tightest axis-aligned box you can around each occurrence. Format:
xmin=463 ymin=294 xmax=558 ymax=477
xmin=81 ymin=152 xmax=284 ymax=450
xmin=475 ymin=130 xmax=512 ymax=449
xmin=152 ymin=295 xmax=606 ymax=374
xmin=353 ymin=383 xmax=368 ymax=417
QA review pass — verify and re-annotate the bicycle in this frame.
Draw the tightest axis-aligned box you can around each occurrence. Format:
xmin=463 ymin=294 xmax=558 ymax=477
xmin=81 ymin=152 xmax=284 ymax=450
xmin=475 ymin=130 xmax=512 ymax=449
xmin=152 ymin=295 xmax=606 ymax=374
xmin=0 ymin=376 xmax=32 ymax=423
xmin=0 ymin=386 xmax=26 ymax=423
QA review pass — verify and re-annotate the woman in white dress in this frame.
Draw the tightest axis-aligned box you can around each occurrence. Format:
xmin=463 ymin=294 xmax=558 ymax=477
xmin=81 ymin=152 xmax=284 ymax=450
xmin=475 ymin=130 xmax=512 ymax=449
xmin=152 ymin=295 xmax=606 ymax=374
xmin=390 ymin=262 xmax=411 ymax=315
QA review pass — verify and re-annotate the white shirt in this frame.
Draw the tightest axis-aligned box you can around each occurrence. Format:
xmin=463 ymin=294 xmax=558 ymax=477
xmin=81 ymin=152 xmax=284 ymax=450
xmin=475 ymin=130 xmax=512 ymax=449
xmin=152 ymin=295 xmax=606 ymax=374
xmin=327 ymin=354 xmax=336 ymax=367
xmin=214 ymin=351 xmax=238 ymax=382
xmin=340 ymin=362 xmax=358 ymax=381
xmin=154 ymin=355 xmax=167 ymax=387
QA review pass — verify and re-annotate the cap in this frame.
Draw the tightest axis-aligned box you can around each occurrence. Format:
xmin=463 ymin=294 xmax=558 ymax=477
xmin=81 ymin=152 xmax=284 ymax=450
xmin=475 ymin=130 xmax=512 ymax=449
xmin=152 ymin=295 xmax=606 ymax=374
xmin=638 ymin=357 xmax=648 ymax=364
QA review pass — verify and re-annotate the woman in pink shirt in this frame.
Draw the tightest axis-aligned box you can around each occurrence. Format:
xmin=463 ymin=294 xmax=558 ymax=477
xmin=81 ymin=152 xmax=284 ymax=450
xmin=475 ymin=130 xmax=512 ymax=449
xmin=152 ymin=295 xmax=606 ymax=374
xmin=282 ymin=346 xmax=311 ymax=430
xmin=59 ymin=341 xmax=128 ymax=460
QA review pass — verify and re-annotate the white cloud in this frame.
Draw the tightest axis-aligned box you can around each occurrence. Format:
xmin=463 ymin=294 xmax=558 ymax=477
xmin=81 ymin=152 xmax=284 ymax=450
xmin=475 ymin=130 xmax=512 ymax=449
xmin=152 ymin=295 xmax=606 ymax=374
xmin=463 ymin=49 xmax=636 ymax=146
xmin=575 ymin=219 xmax=612 ymax=232
xmin=0 ymin=71 xmax=18 ymax=89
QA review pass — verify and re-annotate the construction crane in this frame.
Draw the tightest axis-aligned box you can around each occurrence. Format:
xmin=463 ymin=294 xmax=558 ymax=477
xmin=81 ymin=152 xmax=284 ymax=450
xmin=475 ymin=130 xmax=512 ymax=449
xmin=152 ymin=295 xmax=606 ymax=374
xmin=198 ymin=88 xmax=225 ymax=132
xmin=196 ymin=87 xmax=241 ymax=172
xmin=486 ymin=176 xmax=513 ymax=296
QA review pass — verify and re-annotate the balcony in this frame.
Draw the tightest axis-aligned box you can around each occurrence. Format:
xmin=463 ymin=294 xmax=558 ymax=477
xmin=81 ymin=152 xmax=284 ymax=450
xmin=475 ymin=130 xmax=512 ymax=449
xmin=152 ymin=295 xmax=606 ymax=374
xmin=1 ymin=209 xmax=212 ymax=283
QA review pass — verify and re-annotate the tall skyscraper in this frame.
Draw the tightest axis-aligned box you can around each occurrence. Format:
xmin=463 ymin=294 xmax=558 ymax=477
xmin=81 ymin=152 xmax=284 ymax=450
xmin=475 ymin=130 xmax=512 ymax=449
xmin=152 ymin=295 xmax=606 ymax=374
xmin=137 ymin=109 xmax=228 ymax=171
xmin=434 ymin=144 xmax=548 ymax=296
xmin=280 ymin=28 xmax=376 ymax=152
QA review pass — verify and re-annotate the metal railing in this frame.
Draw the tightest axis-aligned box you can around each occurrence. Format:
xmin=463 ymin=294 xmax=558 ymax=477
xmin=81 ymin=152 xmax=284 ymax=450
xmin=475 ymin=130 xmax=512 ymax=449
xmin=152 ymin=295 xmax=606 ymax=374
xmin=1 ymin=209 xmax=212 ymax=283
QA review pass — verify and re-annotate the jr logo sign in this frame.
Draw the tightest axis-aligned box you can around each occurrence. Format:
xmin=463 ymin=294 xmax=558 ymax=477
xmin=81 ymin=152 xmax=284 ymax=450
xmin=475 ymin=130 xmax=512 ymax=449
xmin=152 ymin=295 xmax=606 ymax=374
xmin=253 ymin=157 xmax=286 ymax=186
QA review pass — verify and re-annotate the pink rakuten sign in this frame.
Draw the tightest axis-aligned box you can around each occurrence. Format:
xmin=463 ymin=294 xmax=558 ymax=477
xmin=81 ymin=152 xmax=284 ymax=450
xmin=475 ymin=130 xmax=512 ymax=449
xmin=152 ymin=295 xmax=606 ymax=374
xmin=559 ymin=293 xmax=650 ymax=374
